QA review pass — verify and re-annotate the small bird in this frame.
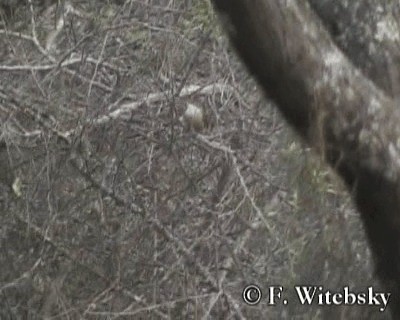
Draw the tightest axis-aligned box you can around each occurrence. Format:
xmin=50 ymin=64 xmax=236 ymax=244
xmin=180 ymin=103 xmax=204 ymax=132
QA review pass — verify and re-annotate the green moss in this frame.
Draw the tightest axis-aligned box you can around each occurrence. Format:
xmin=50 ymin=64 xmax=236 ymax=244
xmin=179 ymin=0 xmax=221 ymax=38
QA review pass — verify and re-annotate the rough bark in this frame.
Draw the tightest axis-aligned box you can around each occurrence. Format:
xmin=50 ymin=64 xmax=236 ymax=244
xmin=309 ymin=0 xmax=400 ymax=97
xmin=211 ymin=0 xmax=400 ymax=317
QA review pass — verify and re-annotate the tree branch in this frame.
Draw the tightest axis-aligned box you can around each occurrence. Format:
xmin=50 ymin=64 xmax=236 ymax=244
xmin=212 ymin=0 xmax=400 ymax=316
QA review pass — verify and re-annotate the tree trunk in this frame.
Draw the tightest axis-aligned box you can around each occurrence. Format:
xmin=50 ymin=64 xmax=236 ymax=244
xmin=211 ymin=0 xmax=400 ymax=317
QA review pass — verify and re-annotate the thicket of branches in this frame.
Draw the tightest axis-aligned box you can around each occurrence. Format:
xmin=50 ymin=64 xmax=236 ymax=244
xmin=0 ymin=1 xmax=384 ymax=319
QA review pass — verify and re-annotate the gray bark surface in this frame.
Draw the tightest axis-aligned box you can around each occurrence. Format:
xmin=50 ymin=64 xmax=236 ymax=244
xmin=211 ymin=0 xmax=400 ymax=317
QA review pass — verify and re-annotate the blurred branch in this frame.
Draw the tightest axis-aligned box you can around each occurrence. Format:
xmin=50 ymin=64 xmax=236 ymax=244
xmin=92 ymin=83 xmax=234 ymax=125
xmin=211 ymin=0 xmax=400 ymax=316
